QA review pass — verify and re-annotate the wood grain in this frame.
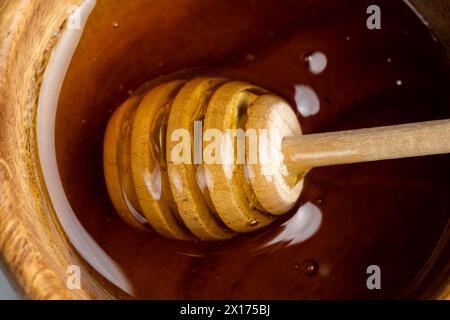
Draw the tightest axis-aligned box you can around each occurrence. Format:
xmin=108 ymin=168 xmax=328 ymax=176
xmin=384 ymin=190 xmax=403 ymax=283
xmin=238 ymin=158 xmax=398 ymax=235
xmin=283 ymin=119 xmax=450 ymax=173
xmin=0 ymin=0 xmax=105 ymax=299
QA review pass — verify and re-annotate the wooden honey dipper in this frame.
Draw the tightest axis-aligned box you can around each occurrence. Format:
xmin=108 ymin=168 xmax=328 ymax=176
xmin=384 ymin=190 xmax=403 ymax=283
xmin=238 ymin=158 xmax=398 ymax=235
xmin=104 ymin=77 xmax=450 ymax=241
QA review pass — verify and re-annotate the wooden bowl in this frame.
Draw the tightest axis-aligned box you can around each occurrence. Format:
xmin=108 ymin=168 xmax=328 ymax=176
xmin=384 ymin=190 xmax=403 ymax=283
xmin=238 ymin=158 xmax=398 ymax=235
xmin=0 ymin=0 xmax=449 ymax=299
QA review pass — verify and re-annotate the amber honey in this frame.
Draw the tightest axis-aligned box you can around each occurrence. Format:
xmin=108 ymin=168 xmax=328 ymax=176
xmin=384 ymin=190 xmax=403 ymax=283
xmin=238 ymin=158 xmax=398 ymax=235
xmin=54 ymin=0 xmax=450 ymax=299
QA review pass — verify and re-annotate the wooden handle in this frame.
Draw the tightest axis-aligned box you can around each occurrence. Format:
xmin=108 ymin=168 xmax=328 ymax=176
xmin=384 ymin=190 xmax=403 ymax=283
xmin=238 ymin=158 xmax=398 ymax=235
xmin=282 ymin=119 xmax=450 ymax=173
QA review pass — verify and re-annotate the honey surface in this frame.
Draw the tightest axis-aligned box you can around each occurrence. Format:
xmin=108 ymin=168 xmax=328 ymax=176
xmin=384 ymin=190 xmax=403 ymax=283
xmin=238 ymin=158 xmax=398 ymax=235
xmin=55 ymin=0 xmax=450 ymax=298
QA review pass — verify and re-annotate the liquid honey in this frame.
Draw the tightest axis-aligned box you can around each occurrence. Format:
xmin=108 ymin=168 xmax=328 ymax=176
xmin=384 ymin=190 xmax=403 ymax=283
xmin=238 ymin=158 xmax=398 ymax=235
xmin=54 ymin=0 xmax=450 ymax=299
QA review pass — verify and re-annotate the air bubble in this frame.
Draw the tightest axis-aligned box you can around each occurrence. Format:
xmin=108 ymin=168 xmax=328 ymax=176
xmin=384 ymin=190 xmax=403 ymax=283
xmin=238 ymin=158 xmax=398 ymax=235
xmin=302 ymin=259 xmax=319 ymax=276
xmin=246 ymin=53 xmax=255 ymax=61
xmin=300 ymin=51 xmax=327 ymax=75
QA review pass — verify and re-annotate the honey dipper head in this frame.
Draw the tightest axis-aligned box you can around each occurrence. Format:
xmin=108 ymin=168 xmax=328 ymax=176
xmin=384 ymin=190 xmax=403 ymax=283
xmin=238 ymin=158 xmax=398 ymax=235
xmin=103 ymin=77 xmax=304 ymax=241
